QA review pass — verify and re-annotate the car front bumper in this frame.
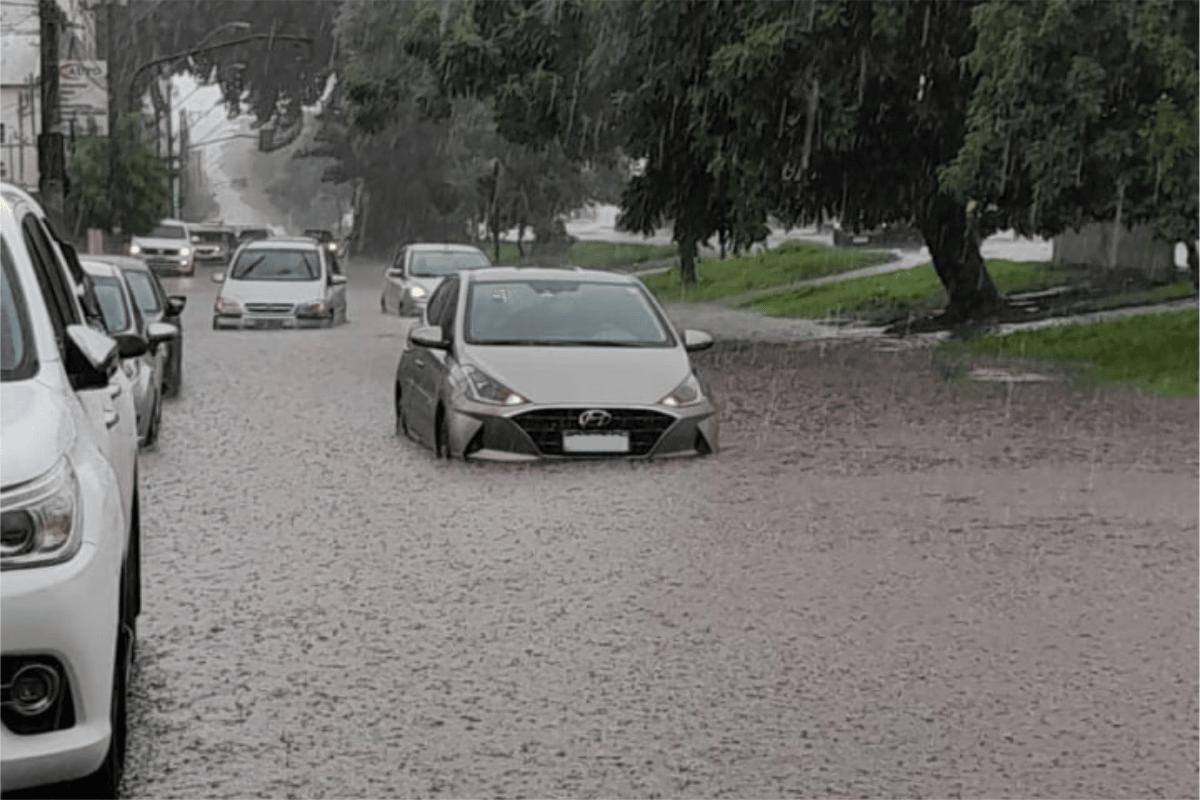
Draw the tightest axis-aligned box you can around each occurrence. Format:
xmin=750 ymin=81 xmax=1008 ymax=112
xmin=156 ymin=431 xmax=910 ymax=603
xmin=213 ymin=313 xmax=333 ymax=330
xmin=0 ymin=541 xmax=121 ymax=792
xmin=443 ymin=398 xmax=719 ymax=461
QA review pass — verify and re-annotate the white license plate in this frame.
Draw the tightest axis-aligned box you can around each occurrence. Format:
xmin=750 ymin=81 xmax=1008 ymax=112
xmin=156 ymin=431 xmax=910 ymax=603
xmin=562 ymin=432 xmax=630 ymax=453
xmin=249 ymin=318 xmax=292 ymax=329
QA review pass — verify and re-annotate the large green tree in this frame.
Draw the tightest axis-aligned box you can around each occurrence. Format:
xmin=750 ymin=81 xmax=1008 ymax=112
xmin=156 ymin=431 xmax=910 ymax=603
xmin=68 ymin=115 xmax=170 ymax=237
xmin=942 ymin=0 xmax=1198 ymax=283
xmin=710 ymin=0 xmax=1002 ymax=320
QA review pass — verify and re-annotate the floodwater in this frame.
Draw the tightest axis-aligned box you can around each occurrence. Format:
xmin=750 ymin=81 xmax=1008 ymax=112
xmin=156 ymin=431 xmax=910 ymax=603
xmin=117 ymin=263 xmax=1197 ymax=797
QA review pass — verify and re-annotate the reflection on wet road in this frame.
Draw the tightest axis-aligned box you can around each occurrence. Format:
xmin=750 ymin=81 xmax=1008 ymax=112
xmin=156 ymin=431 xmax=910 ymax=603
xmin=124 ymin=264 xmax=1198 ymax=797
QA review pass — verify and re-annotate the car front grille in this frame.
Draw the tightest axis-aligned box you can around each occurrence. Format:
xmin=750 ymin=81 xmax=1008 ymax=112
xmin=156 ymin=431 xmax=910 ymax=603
xmin=141 ymin=247 xmax=181 ymax=256
xmin=146 ymin=257 xmax=187 ymax=271
xmin=245 ymin=303 xmax=295 ymax=315
xmin=512 ymin=408 xmax=676 ymax=456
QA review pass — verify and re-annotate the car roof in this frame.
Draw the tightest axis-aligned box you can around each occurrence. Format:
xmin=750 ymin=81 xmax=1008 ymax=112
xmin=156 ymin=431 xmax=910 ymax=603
xmin=462 ymin=266 xmax=635 ymax=284
xmin=88 ymin=254 xmax=152 ymax=273
xmin=407 ymin=243 xmax=487 ymax=253
xmin=241 ymin=237 xmax=320 ymax=251
xmin=79 ymin=258 xmax=122 ymax=279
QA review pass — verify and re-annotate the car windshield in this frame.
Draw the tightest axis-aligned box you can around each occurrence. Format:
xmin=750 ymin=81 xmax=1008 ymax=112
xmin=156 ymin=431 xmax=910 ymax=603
xmin=1 ymin=239 xmax=35 ymax=381
xmin=239 ymin=229 xmax=269 ymax=241
xmin=410 ymin=251 xmax=490 ymax=277
xmin=149 ymin=224 xmax=186 ymax=239
xmin=122 ymin=269 xmax=162 ymax=313
xmin=231 ymin=249 xmax=320 ymax=281
xmin=193 ymin=230 xmax=226 ymax=243
xmin=304 ymin=230 xmax=331 ymax=241
xmin=91 ymin=275 xmax=131 ymax=333
xmin=465 ymin=279 xmax=674 ymax=347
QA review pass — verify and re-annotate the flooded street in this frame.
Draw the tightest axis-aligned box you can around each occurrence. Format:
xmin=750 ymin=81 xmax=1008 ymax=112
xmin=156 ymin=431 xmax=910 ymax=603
xmin=124 ymin=265 xmax=1197 ymax=798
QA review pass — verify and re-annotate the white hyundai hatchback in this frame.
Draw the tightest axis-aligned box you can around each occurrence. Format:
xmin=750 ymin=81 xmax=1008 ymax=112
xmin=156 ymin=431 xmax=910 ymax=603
xmin=1 ymin=188 xmax=140 ymax=798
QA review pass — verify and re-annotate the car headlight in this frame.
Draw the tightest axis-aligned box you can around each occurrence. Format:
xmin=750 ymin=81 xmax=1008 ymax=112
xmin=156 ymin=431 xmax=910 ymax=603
xmin=659 ymin=372 xmax=705 ymax=407
xmin=1 ymin=460 xmax=82 ymax=570
xmin=326 ymin=242 xmax=338 ymax=251
xmin=463 ymin=365 xmax=526 ymax=406
xmin=408 ymin=285 xmax=428 ymax=300
xmin=214 ymin=297 xmax=241 ymax=315
xmin=128 ymin=244 xmax=141 ymax=255
xmin=179 ymin=247 xmax=191 ymax=257
xmin=296 ymin=299 xmax=330 ymax=318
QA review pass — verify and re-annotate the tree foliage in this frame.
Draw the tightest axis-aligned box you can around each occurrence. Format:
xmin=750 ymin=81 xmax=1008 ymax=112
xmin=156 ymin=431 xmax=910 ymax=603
xmin=943 ymin=0 xmax=1198 ymax=249
xmin=68 ymin=115 xmax=170 ymax=236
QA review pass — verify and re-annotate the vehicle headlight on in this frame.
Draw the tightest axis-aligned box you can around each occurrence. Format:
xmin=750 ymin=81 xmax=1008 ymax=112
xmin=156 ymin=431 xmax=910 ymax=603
xmin=128 ymin=244 xmax=141 ymax=255
xmin=296 ymin=299 xmax=330 ymax=318
xmin=659 ymin=372 xmax=705 ymax=407
xmin=179 ymin=247 xmax=191 ymax=257
xmin=0 ymin=460 xmax=82 ymax=570
xmin=326 ymin=242 xmax=338 ymax=251
xmin=408 ymin=285 xmax=427 ymax=300
xmin=463 ymin=365 xmax=526 ymax=406
xmin=214 ymin=297 xmax=241 ymax=315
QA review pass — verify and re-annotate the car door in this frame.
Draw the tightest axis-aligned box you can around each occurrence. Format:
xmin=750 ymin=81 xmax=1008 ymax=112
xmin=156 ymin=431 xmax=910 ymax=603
xmin=325 ymin=251 xmax=347 ymax=318
xmin=406 ymin=277 xmax=456 ymax=441
xmin=20 ymin=213 xmax=138 ymax=521
xmin=384 ymin=247 xmax=406 ymax=312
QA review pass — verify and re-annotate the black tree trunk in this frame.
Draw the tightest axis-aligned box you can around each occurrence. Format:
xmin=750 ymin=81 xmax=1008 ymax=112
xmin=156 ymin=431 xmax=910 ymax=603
xmin=1186 ymin=241 xmax=1198 ymax=290
xmin=919 ymin=195 xmax=1002 ymax=322
xmin=678 ymin=235 xmax=698 ymax=286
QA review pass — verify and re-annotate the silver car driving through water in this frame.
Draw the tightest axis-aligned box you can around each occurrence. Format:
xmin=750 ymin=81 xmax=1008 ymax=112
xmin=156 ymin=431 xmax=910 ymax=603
xmin=380 ymin=243 xmax=491 ymax=317
xmin=212 ymin=238 xmax=348 ymax=330
xmin=394 ymin=267 xmax=718 ymax=460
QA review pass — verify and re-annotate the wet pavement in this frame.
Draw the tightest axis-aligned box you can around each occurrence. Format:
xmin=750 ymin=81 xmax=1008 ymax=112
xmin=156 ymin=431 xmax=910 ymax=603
xmin=123 ymin=263 xmax=1198 ymax=798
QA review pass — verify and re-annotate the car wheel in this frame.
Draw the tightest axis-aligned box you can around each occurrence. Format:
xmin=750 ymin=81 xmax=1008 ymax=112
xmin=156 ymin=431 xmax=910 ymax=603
xmin=394 ymin=383 xmax=408 ymax=437
xmin=143 ymin=395 xmax=161 ymax=448
xmin=212 ymin=317 xmax=219 ymax=330
xmin=436 ymin=407 xmax=450 ymax=459
xmin=74 ymin=591 xmax=131 ymax=799
xmin=128 ymin=489 xmax=142 ymax=626
xmin=380 ymin=296 xmax=386 ymax=313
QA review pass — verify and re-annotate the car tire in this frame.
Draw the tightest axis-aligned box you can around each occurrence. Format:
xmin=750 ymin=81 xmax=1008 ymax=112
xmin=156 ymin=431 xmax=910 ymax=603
xmin=394 ymin=383 xmax=408 ymax=437
xmin=73 ymin=589 xmax=131 ymax=799
xmin=212 ymin=317 xmax=219 ymax=330
xmin=143 ymin=395 xmax=161 ymax=448
xmin=380 ymin=296 xmax=386 ymax=313
xmin=436 ymin=407 xmax=450 ymax=459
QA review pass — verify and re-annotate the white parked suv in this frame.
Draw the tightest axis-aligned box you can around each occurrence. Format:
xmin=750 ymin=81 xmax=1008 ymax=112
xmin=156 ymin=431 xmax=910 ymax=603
xmin=1 ymin=185 xmax=140 ymax=798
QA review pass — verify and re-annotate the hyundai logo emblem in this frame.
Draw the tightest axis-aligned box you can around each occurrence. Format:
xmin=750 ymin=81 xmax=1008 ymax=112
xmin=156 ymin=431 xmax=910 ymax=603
xmin=578 ymin=409 xmax=612 ymax=429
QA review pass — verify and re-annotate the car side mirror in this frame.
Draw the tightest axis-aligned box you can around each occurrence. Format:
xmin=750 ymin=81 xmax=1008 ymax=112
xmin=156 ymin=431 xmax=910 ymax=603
xmin=115 ymin=332 xmax=149 ymax=359
xmin=683 ymin=329 xmax=714 ymax=352
xmin=410 ymin=325 xmax=449 ymax=350
xmin=148 ymin=321 xmax=178 ymax=346
xmin=65 ymin=324 xmax=118 ymax=389
xmin=330 ymin=274 xmax=347 ymax=286
xmin=166 ymin=295 xmax=187 ymax=315
xmin=211 ymin=271 xmax=225 ymax=283
xmin=386 ymin=267 xmax=404 ymax=278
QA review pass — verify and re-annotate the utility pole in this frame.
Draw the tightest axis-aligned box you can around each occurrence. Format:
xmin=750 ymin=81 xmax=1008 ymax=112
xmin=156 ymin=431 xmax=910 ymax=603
xmin=106 ymin=0 xmax=122 ymax=238
xmin=37 ymin=0 xmax=66 ymax=231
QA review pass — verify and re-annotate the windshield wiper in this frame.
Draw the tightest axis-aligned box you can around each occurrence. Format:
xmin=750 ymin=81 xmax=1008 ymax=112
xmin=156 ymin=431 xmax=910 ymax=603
xmin=233 ymin=255 xmax=265 ymax=278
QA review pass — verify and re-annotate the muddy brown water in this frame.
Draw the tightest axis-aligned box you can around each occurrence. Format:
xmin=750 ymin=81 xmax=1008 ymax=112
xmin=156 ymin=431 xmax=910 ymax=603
xmin=106 ymin=268 xmax=1198 ymax=797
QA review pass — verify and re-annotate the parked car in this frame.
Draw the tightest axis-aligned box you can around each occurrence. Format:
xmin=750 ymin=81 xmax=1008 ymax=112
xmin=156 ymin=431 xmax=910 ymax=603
xmin=235 ymin=225 xmax=272 ymax=246
xmin=212 ymin=237 xmax=348 ymax=330
xmin=129 ymin=219 xmax=195 ymax=276
xmin=1 ymin=183 xmax=140 ymax=798
xmin=96 ymin=255 xmax=187 ymax=397
xmin=303 ymin=228 xmax=340 ymax=256
xmin=393 ymin=267 xmax=718 ymax=460
xmin=380 ymin=243 xmax=491 ymax=317
xmin=188 ymin=223 xmax=236 ymax=267
xmin=81 ymin=259 xmax=178 ymax=447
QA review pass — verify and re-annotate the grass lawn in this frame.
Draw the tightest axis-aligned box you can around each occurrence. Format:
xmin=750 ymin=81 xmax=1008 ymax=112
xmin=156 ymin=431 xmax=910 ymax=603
xmin=1071 ymin=278 xmax=1196 ymax=312
xmin=749 ymin=260 xmax=1068 ymax=322
xmin=490 ymin=240 xmax=677 ymax=270
xmin=951 ymin=309 xmax=1199 ymax=396
xmin=642 ymin=241 xmax=892 ymax=303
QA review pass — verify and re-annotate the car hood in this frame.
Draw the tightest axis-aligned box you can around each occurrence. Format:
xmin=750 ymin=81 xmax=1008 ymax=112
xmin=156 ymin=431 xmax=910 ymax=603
xmin=1 ymin=380 xmax=74 ymax=489
xmin=464 ymin=345 xmax=690 ymax=405
xmin=132 ymin=236 xmax=188 ymax=250
xmin=221 ymin=279 xmax=324 ymax=304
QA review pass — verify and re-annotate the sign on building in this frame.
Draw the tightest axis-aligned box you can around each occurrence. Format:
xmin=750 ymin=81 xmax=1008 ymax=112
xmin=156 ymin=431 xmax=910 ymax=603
xmin=59 ymin=60 xmax=108 ymax=136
